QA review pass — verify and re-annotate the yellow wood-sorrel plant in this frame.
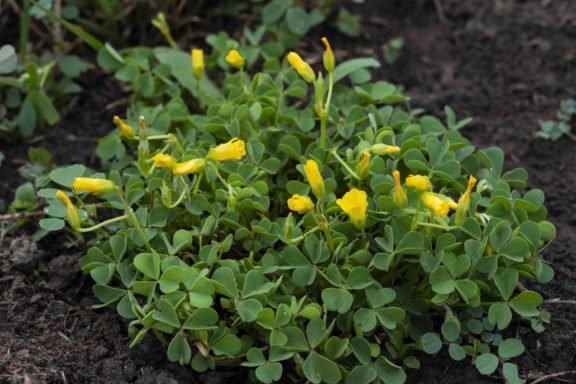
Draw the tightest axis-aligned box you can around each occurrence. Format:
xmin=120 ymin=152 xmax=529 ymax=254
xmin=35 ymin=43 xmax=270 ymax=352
xmin=40 ymin=40 xmax=555 ymax=384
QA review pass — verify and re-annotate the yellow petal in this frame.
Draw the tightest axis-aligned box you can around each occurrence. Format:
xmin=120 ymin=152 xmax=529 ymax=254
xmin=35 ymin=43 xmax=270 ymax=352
xmin=225 ymin=49 xmax=245 ymax=69
xmin=152 ymin=153 xmax=177 ymax=168
xmin=406 ymin=175 xmax=432 ymax=192
xmin=191 ymin=48 xmax=204 ymax=79
xmin=206 ymin=138 xmax=246 ymax=161
xmin=287 ymin=52 xmax=316 ymax=83
xmin=172 ymin=158 xmax=206 ymax=175
xmin=336 ymin=188 xmax=368 ymax=229
xmin=73 ymin=178 xmax=116 ymax=194
xmin=303 ymin=160 xmax=325 ymax=199
xmin=287 ymin=194 xmax=314 ymax=214
xmin=321 ymin=36 xmax=335 ymax=72
xmin=421 ymin=192 xmax=450 ymax=217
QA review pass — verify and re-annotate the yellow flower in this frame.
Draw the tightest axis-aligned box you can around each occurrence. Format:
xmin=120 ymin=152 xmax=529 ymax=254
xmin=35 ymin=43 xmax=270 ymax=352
xmin=206 ymin=138 xmax=246 ymax=161
xmin=287 ymin=52 xmax=316 ymax=83
xmin=225 ymin=49 xmax=245 ymax=69
xmin=172 ymin=158 xmax=207 ymax=175
xmin=287 ymin=194 xmax=314 ymax=214
xmin=73 ymin=178 xmax=116 ymax=194
xmin=321 ymin=37 xmax=335 ymax=72
xmin=191 ymin=48 xmax=204 ymax=79
xmin=113 ymin=116 xmax=136 ymax=139
xmin=356 ymin=151 xmax=371 ymax=180
xmin=421 ymin=192 xmax=451 ymax=217
xmin=55 ymin=190 xmax=80 ymax=229
xmin=406 ymin=175 xmax=432 ymax=192
xmin=152 ymin=153 xmax=177 ymax=168
xmin=392 ymin=170 xmax=408 ymax=208
xmin=455 ymin=175 xmax=478 ymax=225
xmin=303 ymin=160 xmax=325 ymax=199
xmin=336 ymin=188 xmax=368 ymax=229
xmin=370 ymin=143 xmax=401 ymax=155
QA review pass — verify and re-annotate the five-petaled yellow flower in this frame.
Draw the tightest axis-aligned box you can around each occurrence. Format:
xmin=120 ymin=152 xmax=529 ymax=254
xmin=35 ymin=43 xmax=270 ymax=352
xmin=287 ymin=52 xmax=316 ymax=83
xmin=456 ymin=175 xmax=478 ymax=225
xmin=207 ymin=138 xmax=246 ymax=161
xmin=55 ymin=190 xmax=81 ymax=229
xmin=152 ymin=153 xmax=177 ymax=168
xmin=113 ymin=116 xmax=136 ymax=139
xmin=303 ymin=160 xmax=325 ymax=199
xmin=191 ymin=48 xmax=204 ymax=79
xmin=73 ymin=178 xmax=116 ymax=194
xmin=172 ymin=158 xmax=207 ymax=175
xmin=371 ymin=143 xmax=401 ymax=155
xmin=392 ymin=170 xmax=408 ymax=208
xmin=406 ymin=175 xmax=432 ymax=192
xmin=287 ymin=194 xmax=314 ymax=214
xmin=421 ymin=192 xmax=451 ymax=217
xmin=321 ymin=37 xmax=335 ymax=72
xmin=336 ymin=188 xmax=368 ymax=229
xmin=225 ymin=49 xmax=245 ymax=69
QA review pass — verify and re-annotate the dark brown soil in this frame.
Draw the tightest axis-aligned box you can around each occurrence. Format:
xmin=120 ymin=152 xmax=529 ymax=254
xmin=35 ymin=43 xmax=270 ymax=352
xmin=1 ymin=1 xmax=576 ymax=383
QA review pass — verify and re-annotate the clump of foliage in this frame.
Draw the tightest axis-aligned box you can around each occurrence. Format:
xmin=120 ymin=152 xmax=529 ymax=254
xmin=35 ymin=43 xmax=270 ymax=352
xmin=536 ymin=98 xmax=576 ymax=141
xmin=42 ymin=38 xmax=554 ymax=384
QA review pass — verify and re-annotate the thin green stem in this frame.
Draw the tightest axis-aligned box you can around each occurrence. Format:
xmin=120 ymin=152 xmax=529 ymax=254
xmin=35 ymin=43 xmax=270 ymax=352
xmin=416 ymin=221 xmax=458 ymax=231
xmin=117 ymin=188 xmax=152 ymax=252
xmin=320 ymin=114 xmax=327 ymax=149
xmin=76 ymin=214 xmax=128 ymax=233
xmin=167 ymin=189 xmax=187 ymax=208
xmin=330 ymin=150 xmax=361 ymax=180
xmin=411 ymin=198 xmax=421 ymax=231
xmin=287 ymin=226 xmax=322 ymax=243
xmin=192 ymin=172 xmax=204 ymax=195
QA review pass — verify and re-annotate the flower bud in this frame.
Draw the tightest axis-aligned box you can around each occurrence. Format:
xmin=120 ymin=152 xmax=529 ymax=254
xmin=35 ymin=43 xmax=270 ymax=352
xmin=55 ymin=190 xmax=81 ymax=229
xmin=392 ymin=170 xmax=407 ymax=209
xmin=371 ymin=143 xmax=401 ymax=155
xmin=161 ymin=181 xmax=173 ymax=207
xmin=321 ymin=37 xmax=335 ymax=73
xmin=314 ymin=72 xmax=326 ymax=116
xmin=455 ymin=175 xmax=478 ymax=226
xmin=206 ymin=138 xmax=246 ymax=161
xmin=406 ymin=175 xmax=432 ymax=192
xmin=172 ymin=158 xmax=206 ymax=175
xmin=191 ymin=48 xmax=204 ymax=80
xmin=73 ymin=178 xmax=116 ymax=194
xmin=303 ymin=160 xmax=325 ymax=200
xmin=113 ymin=116 xmax=136 ymax=139
xmin=356 ymin=151 xmax=371 ymax=180
xmin=287 ymin=52 xmax=316 ymax=83
xmin=287 ymin=194 xmax=314 ymax=214
xmin=283 ymin=213 xmax=295 ymax=240
xmin=152 ymin=153 xmax=177 ymax=168
xmin=225 ymin=49 xmax=245 ymax=69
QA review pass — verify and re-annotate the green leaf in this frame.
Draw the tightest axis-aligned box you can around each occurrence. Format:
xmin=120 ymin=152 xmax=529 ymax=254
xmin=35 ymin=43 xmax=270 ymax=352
xmin=39 ymin=218 xmax=65 ymax=231
xmin=212 ymin=334 xmax=242 ymax=357
xmin=134 ymin=252 xmax=160 ymax=280
xmin=255 ymin=362 xmax=283 ymax=384
xmin=285 ymin=7 xmax=311 ymax=35
xmin=0 ymin=45 xmax=17 ymax=74
xmin=474 ymin=353 xmax=499 ymax=375
xmin=302 ymin=351 xmax=342 ymax=384
xmin=346 ymin=366 xmax=377 ymax=384
xmin=333 ymin=58 xmax=381 ymax=82
xmin=321 ymin=287 xmax=353 ymax=314
xmin=28 ymin=89 xmax=60 ymax=125
xmin=93 ymin=284 xmax=125 ymax=305
xmin=182 ymin=308 xmax=219 ymax=330
xmin=153 ymin=299 xmax=180 ymax=328
xmin=503 ymin=363 xmax=526 ymax=384
xmin=498 ymin=338 xmax=525 ymax=360
xmin=494 ymin=269 xmax=518 ymax=301
xmin=58 ymin=55 xmax=89 ymax=77
xmin=346 ymin=266 xmax=372 ymax=289
xmin=167 ymin=332 xmax=191 ymax=364
xmin=509 ymin=291 xmax=543 ymax=317
xmin=235 ymin=298 xmax=263 ymax=322
xmin=49 ymin=164 xmax=85 ymax=187
xmin=488 ymin=303 xmax=512 ymax=330
xmin=374 ymin=356 xmax=406 ymax=384
xmin=375 ymin=307 xmax=405 ymax=330
xmin=421 ymin=333 xmax=442 ymax=354
xmin=448 ymin=343 xmax=466 ymax=361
